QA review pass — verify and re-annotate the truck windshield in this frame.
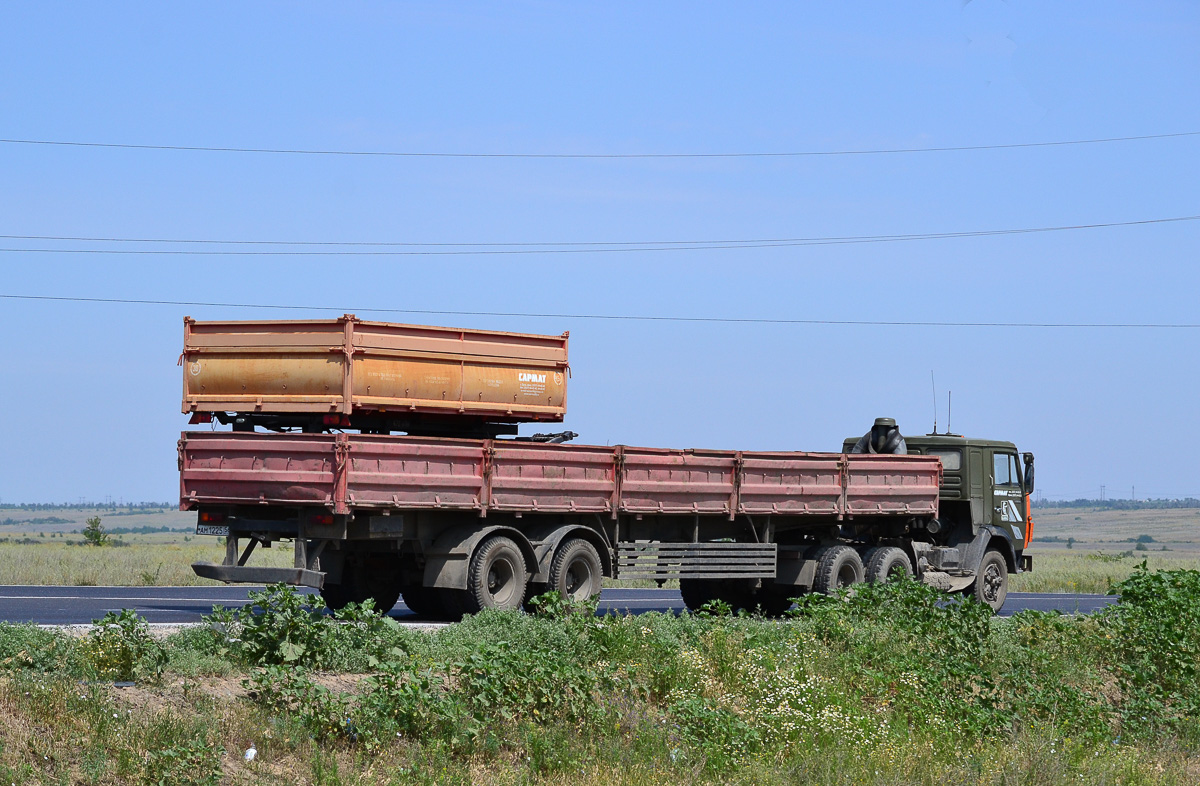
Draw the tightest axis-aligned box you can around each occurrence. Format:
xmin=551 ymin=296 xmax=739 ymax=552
xmin=926 ymin=449 xmax=962 ymax=471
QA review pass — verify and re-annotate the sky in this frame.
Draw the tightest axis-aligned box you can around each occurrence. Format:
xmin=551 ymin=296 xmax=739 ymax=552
xmin=0 ymin=1 xmax=1197 ymax=504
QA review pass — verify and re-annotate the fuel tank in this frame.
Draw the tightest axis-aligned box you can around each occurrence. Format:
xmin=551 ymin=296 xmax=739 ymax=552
xmin=182 ymin=315 xmax=568 ymax=423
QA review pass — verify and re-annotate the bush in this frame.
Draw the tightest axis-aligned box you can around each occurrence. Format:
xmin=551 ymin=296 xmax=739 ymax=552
xmin=81 ymin=609 xmax=166 ymax=681
xmin=82 ymin=516 xmax=108 ymax=546
xmin=204 ymin=583 xmax=410 ymax=670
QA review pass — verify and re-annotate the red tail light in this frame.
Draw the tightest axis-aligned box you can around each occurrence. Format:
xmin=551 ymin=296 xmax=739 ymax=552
xmin=188 ymin=413 xmax=213 ymax=424
xmin=199 ymin=511 xmax=227 ymax=523
xmin=311 ymin=513 xmax=334 ymax=526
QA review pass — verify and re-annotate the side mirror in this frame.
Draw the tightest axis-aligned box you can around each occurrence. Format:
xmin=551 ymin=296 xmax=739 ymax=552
xmin=1022 ymin=453 xmax=1035 ymax=495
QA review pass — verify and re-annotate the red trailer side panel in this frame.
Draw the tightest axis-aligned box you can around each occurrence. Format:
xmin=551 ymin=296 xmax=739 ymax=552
xmin=179 ymin=432 xmax=940 ymax=518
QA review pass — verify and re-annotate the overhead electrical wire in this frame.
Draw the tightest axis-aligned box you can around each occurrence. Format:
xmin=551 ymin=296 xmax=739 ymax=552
xmin=2 ymin=293 xmax=1197 ymax=329
xmin=1 ymin=130 xmax=1197 ymax=159
xmin=1 ymin=215 xmax=1196 ymax=257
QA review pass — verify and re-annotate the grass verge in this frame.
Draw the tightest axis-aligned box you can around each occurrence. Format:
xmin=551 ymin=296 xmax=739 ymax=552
xmin=2 ymin=568 xmax=1200 ymax=784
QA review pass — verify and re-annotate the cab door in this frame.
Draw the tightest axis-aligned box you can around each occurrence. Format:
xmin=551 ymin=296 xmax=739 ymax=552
xmin=991 ymin=451 xmax=1025 ymax=542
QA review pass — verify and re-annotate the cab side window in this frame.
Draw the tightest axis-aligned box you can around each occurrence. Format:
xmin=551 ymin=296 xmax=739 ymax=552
xmin=993 ymin=454 xmax=1019 ymax=487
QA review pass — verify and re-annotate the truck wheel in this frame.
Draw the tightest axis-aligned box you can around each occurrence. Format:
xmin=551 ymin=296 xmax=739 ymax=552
xmin=863 ymin=546 xmax=913 ymax=583
xmin=460 ymin=535 xmax=527 ymax=615
xmin=812 ymin=545 xmax=864 ymax=595
xmin=319 ymin=582 xmax=349 ymax=611
xmin=369 ymin=580 xmax=402 ymax=615
xmin=754 ymin=586 xmax=797 ymax=617
xmin=399 ymin=585 xmax=446 ymax=619
xmin=320 ymin=562 xmax=370 ymax=611
xmin=972 ymin=550 xmax=1008 ymax=612
xmin=548 ymin=538 xmax=603 ymax=602
xmin=679 ymin=578 xmax=755 ymax=613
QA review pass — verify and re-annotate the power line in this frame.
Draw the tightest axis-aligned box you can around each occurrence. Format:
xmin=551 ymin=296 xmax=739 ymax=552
xmin=3 ymin=293 xmax=1198 ymax=329
xmin=1 ymin=131 xmax=1197 ymax=160
xmin=1 ymin=215 xmax=1195 ymax=257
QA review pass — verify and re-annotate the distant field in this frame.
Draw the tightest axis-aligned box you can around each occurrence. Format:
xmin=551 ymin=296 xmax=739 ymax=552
xmin=0 ymin=505 xmax=1196 ymax=590
xmin=0 ymin=506 xmax=292 ymax=585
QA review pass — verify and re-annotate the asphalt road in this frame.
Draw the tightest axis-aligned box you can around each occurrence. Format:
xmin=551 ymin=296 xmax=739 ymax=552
xmin=0 ymin=585 xmax=1117 ymax=626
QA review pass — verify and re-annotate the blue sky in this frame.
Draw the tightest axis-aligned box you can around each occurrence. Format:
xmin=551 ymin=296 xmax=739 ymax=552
xmin=0 ymin=1 xmax=1197 ymax=503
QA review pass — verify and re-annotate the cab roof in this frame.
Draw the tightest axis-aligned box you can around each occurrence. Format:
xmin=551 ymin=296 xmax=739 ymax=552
xmin=841 ymin=433 xmax=1018 ymax=452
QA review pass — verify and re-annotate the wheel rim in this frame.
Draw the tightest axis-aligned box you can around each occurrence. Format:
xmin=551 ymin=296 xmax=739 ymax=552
xmin=982 ymin=563 xmax=1003 ymax=602
xmin=836 ymin=562 xmax=858 ymax=588
xmin=486 ymin=555 xmax=518 ymax=605
xmin=563 ymin=558 xmax=592 ymax=599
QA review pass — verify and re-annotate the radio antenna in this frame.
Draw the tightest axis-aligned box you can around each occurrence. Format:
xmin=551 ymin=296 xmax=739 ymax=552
xmin=930 ymin=371 xmax=938 ymax=434
xmin=947 ymin=391 xmax=952 ymax=435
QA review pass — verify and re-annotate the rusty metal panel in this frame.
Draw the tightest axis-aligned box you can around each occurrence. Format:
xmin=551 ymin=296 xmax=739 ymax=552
xmin=178 ymin=433 xmax=941 ymax=522
xmin=738 ymin=453 xmax=844 ymax=515
xmin=488 ymin=443 xmax=615 ymax=513
xmin=183 ymin=315 xmax=568 ymax=422
xmin=341 ymin=436 xmax=486 ymax=510
xmin=843 ymin=454 xmax=941 ymax=516
xmin=179 ymin=432 xmax=337 ymax=509
xmin=619 ymin=448 xmax=736 ymax=514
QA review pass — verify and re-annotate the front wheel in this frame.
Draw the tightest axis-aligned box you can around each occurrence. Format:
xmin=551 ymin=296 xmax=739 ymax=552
xmin=972 ymin=550 xmax=1009 ymax=612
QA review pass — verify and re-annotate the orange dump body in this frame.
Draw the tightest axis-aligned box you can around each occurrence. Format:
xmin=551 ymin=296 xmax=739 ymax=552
xmin=182 ymin=315 xmax=568 ymax=424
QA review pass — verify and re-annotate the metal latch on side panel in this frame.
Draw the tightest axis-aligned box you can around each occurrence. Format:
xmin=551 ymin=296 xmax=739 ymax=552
xmin=368 ymin=514 xmax=407 ymax=538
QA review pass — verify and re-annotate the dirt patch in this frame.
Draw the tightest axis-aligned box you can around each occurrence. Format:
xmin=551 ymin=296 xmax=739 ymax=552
xmin=107 ymin=672 xmax=370 ymax=717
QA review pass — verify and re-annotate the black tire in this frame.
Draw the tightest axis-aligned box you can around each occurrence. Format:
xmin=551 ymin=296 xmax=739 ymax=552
xmin=319 ymin=581 xmax=349 ymax=611
xmin=754 ymin=586 xmax=798 ymax=616
xmin=863 ymin=546 xmax=914 ymax=584
xmin=547 ymin=538 xmax=604 ymax=602
xmin=459 ymin=535 xmax=527 ymax=615
xmin=679 ymin=578 xmax=756 ymax=613
xmin=369 ymin=580 xmax=402 ymax=615
xmin=972 ymin=549 xmax=1009 ymax=612
xmin=812 ymin=545 xmax=864 ymax=595
xmin=399 ymin=585 xmax=446 ymax=619
xmin=320 ymin=561 xmax=370 ymax=611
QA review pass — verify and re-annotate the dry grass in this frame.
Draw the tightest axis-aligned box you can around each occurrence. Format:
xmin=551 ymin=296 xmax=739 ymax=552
xmin=0 ymin=542 xmax=293 ymax=586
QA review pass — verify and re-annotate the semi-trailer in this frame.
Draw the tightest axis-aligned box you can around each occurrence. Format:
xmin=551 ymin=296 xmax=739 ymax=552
xmin=183 ymin=317 xmax=1034 ymax=616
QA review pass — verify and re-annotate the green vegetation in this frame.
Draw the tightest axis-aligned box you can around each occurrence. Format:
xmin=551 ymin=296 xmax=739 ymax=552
xmin=3 ymin=571 xmax=1200 ymax=784
xmin=82 ymin=516 xmax=109 ymax=547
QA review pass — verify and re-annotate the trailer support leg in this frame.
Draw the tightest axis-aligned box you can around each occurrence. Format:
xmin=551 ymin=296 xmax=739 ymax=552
xmin=225 ymin=536 xmax=239 ymax=567
xmin=293 ymin=537 xmax=307 ymax=570
xmin=238 ymin=538 xmax=258 ymax=567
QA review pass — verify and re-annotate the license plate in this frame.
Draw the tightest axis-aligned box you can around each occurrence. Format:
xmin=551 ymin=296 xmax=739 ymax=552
xmin=196 ymin=523 xmax=230 ymax=536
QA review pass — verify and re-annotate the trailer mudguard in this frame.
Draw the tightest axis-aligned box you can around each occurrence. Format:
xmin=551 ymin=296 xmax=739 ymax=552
xmin=522 ymin=522 xmax=614 ymax=583
xmin=423 ymin=524 xmax=539 ymax=590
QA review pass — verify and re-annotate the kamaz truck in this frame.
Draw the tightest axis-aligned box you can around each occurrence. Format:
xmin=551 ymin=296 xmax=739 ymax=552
xmin=182 ymin=316 xmax=1034 ymax=616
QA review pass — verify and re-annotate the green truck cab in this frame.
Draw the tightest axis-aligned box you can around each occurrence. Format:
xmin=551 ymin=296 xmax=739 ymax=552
xmin=842 ymin=433 xmax=1035 ymax=610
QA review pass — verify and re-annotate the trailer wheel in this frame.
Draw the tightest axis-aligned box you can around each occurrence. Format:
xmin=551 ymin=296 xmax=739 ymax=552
xmin=548 ymin=538 xmax=603 ymax=602
xmin=812 ymin=545 xmax=864 ymax=595
xmin=460 ymin=534 xmax=527 ymax=615
xmin=972 ymin=549 xmax=1008 ymax=612
xmin=754 ymin=586 xmax=798 ymax=617
xmin=679 ymin=578 xmax=755 ymax=613
xmin=399 ymin=585 xmax=446 ymax=619
xmin=863 ymin=546 xmax=913 ymax=584
xmin=369 ymin=580 xmax=402 ymax=615
xmin=319 ymin=582 xmax=350 ymax=611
